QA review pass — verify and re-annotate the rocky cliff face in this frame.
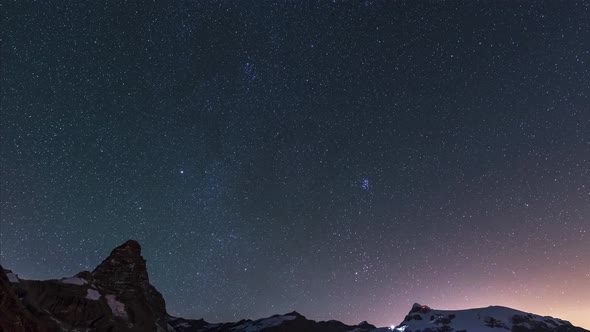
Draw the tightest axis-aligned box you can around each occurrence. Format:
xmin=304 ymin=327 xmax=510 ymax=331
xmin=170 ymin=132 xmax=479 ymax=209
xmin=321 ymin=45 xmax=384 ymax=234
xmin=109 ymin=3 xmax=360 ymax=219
xmin=90 ymin=240 xmax=168 ymax=331
xmin=0 ymin=266 xmax=47 ymax=332
xmin=2 ymin=240 xmax=169 ymax=332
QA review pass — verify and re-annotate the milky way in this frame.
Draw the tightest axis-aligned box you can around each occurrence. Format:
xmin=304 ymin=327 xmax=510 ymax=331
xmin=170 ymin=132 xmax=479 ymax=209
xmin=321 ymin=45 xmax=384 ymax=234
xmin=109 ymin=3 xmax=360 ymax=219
xmin=1 ymin=1 xmax=589 ymax=329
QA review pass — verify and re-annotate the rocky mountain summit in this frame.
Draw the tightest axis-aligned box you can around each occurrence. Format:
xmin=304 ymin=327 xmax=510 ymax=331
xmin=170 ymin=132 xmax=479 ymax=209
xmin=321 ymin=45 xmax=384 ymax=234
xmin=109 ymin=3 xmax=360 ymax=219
xmin=1 ymin=240 xmax=168 ymax=332
xmin=1 ymin=240 xmax=587 ymax=332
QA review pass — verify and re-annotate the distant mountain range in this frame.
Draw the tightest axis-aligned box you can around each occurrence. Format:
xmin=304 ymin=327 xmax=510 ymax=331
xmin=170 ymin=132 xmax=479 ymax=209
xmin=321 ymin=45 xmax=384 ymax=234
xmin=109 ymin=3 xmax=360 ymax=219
xmin=1 ymin=240 xmax=587 ymax=332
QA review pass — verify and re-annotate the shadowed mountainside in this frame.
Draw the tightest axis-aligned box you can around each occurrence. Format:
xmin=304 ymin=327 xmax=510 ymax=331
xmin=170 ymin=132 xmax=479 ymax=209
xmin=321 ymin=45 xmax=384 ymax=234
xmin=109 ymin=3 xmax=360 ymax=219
xmin=1 ymin=240 xmax=587 ymax=332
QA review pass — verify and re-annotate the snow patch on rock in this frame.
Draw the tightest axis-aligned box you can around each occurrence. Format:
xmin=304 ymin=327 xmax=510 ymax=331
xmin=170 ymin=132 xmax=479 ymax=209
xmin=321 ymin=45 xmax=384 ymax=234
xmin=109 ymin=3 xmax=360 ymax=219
xmin=6 ymin=271 xmax=19 ymax=283
xmin=86 ymin=288 xmax=101 ymax=300
xmin=105 ymin=294 xmax=128 ymax=319
xmin=61 ymin=277 xmax=87 ymax=285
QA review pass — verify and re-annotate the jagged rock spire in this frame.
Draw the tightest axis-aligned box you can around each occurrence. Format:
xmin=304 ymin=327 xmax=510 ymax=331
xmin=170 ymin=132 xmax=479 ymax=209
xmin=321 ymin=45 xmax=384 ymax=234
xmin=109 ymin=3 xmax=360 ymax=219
xmin=92 ymin=239 xmax=150 ymax=293
xmin=91 ymin=240 xmax=167 ymax=331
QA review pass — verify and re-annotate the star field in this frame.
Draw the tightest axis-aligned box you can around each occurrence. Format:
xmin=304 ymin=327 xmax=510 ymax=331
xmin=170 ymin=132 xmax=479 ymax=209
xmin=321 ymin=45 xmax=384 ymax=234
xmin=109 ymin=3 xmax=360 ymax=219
xmin=1 ymin=1 xmax=589 ymax=329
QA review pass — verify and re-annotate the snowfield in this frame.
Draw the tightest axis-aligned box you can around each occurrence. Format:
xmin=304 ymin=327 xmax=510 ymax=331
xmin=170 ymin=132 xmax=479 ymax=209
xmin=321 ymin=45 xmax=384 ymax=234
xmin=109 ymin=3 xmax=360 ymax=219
xmin=392 ymin=303 xmax=570 ymax=332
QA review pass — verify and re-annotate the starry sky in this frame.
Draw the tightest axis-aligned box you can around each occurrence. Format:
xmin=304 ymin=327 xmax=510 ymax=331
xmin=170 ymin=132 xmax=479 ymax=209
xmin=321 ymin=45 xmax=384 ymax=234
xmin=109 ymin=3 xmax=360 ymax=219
xmin=1 ymin=1 xmax=589 ymax=329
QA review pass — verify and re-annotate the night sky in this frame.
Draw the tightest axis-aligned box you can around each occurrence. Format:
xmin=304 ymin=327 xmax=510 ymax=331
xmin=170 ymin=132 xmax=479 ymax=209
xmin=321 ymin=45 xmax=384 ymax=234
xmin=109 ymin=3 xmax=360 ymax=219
xmin=1 ymin=1 xmax=589 ymax=329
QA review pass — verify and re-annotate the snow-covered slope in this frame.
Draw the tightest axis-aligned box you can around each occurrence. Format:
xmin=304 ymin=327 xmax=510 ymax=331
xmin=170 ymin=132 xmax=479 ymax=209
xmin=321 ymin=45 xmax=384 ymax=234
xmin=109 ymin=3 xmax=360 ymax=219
xmin=391 ymin=303 xmax=586 ymax=332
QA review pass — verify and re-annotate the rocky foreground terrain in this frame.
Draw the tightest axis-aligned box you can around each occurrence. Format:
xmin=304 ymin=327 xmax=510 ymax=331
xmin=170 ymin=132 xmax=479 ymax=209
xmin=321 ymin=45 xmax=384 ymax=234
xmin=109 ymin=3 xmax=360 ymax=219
xmin=1 ymin=240 xmax=587 ymax=332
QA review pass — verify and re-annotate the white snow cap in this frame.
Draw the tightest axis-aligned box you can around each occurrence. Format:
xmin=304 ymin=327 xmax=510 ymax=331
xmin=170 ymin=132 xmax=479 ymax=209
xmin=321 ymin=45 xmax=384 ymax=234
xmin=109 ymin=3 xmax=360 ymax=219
xmin=393 ymin=305 xmax=570 ymax=332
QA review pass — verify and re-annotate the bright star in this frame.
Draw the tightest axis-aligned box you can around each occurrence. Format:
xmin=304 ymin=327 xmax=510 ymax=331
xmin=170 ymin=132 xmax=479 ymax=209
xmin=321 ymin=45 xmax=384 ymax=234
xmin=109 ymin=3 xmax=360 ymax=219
xmin=180 ymin=170 xmax=184 ymax=174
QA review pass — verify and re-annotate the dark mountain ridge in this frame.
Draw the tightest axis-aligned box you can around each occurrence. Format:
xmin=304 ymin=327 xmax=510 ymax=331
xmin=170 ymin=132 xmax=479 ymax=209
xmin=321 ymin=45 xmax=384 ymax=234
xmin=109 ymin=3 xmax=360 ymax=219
xmin=1 ymin=240 xmax=587 ymax=332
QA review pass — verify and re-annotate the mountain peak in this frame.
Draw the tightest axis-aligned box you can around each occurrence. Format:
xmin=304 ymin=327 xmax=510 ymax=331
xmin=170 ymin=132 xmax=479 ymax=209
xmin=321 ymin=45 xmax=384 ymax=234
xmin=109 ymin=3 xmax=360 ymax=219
xmin=119 ymin=239 xmax=141 ymax=250
xmin=112 ymin=239 xmax=142 ymax=256
xmin=91 ymin=240 xmax=168 ymax=330
xmin=91 ymin=240 xmax=149 ymax=293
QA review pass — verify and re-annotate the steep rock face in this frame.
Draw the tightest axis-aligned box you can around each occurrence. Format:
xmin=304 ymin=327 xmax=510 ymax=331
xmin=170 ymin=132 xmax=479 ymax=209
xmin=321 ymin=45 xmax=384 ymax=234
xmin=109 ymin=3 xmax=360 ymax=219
xmin=6 ymin=240 xmax=169 ymax=332
xmin=92 ymin=240 xmax=149 ymax=292
xmin=0 ymin=266 xmax=47 ymax=332
xmin=15 ymin=278 xmax=113 ymax=331
xmin=90 ymin=240 xmax=168 ymax=331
